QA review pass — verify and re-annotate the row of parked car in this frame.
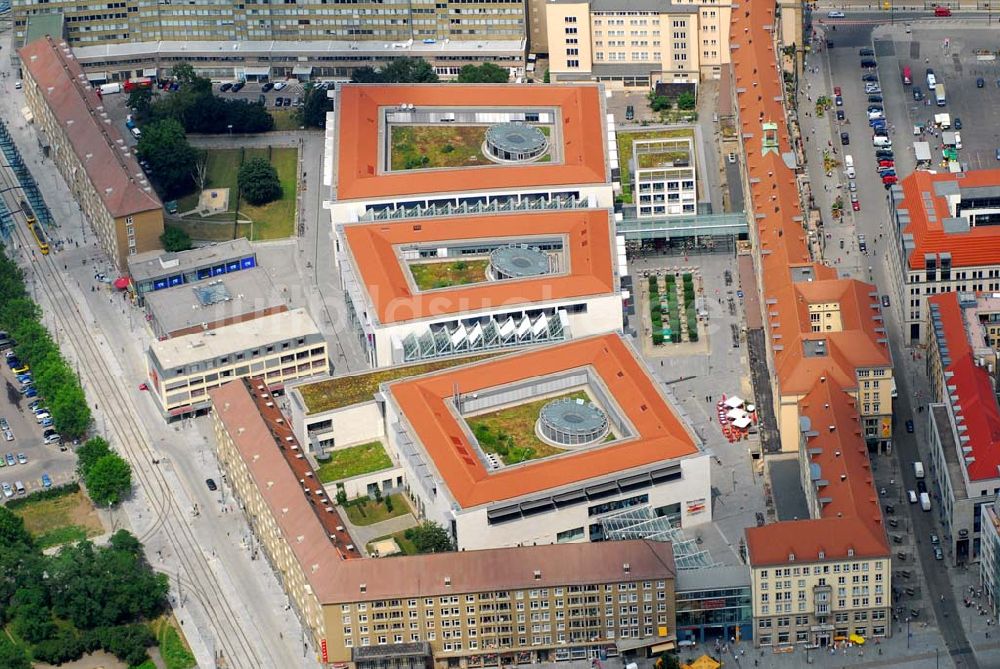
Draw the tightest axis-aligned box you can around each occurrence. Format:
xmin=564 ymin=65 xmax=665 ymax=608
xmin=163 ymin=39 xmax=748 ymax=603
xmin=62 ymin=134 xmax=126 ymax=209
xmin=5 ymin=351 xmax=61 ymax=445
xmin=858 ymin=49 xmax=898 ymax=188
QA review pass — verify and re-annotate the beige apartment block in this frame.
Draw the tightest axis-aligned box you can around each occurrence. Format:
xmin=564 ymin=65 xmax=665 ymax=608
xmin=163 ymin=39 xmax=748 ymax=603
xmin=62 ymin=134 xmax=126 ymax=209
xmin=546 ymin=0 xmax=730 ymax=88
xmin=19 ymin=36 xmax=163 ymax=270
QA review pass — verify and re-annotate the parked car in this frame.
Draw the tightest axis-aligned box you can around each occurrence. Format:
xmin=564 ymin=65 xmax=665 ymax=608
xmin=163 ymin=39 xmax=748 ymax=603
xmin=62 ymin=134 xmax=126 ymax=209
xmin=5 ymin=453 xmax=15 ymax=466
xmin=906 ymin=419 xmax=914 ymax=433
xmin=917 ymin=479 xmax=928 ymax=494
xmin=868 ymin=95 xmax=883 ymax=103
xmin=2 ymin=429 xmax=12 ymax=442
xmin=39 ymin=417 xmax=53 ymax=428
xmin=23 ymin=387 xmax=37 ymax=398
xmin=828 ymin=10 xmax=845 ymax=17
xmin=881 ymin=295 xmax=890 ymax=307
xmin=883 ymin=175 xmax=898 ymax=187
xmin=282 ymin=97 xmax=292 ymax=106
xmin=41 ymin=473 xmax=51 ymax=488
xmin=834 ymin=86 xmax=842 ymax=96
xmin=16 ymin=453 xmax=26 ymax=465
xmin=44 ymin=434 xmax=62 ymax=445
xmin=841 ymin=132 xmax=850 ymax=145
xmin=206 ymin=478 xmax=218 ymax=491
xmin=862 ymin=73 xmax=878 ymax=82
xmin=836 ymin=109 xmax=845 ymax=120
xmin=876 ymin=149 xmax=895 ymax=160
xmin=859 ymin=48 xmax=874 ymax=57
xmin=852 ymin=198 xmax=860 ymax=212
xmin=954 ymin=117 xmax=962 ymax=130
xmin=219 ymin=82 xmax=233 ymax=92
xmin=12 ymin=364 xmax=28 ymax=374
xmin=835 ymin=95 xmax=844 ymax=106
xmin=978 ymin=77 xmax=985 ymax=88
xmin=913 ymin=86 xmax=924 ymax=101
xmin=274 ymin=97 xmax=284 ymax=107
xmin=996 ymin=148 xmax=1000 ymax=161
xmin=2 ymin=482 xmax=11 ymax=498
xmin=934 ymin=6 xmax=951 ymax=16
xmin=849 ymin=180 xmax=857 ymax=192
xmin=261 ymin=82 xmax=274 ymax=92
xmin=231 ymin=81 xmax=245 ymax=92
xmin=273 ymin=81 xmax=287 ymax=91
xmin=625 ymin=105 xmax=634 ymax=120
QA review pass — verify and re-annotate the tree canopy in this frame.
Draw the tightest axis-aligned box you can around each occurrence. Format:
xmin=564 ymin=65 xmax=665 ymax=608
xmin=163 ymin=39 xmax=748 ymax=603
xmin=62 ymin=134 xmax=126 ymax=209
xmin=299 ymin=84 xmax=333 ymax=128
xmin=456 ymin=63 xmax=510 ymax=83
xmin=238 ymin=157 xmax=282 ymax=206
xmin=160 ymin=225 xmax=192 ymax=252
xmin=404 ymin=521 xmax=455 ymax=553
xmin=86 ymin=454 xmax=133 ymax=506
xmin=147 ymin=62 xmax=273 ymax=134
xmin=351 ymin=57 xmax=439 ymax=83
xmin=136 ymin=119 xmax=200 ymax=198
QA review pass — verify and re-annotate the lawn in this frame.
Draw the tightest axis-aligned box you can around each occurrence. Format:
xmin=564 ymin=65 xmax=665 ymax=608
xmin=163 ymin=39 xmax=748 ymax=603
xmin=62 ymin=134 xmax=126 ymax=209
xmin=149 ymin=615 xmax=196 ymax=669
xmin=366 ymin=530 xmax=418 ymax=557
xmin=636 ymin=150 xmax=691 ymax=169
xmin=172 ymin=147 xmax=298 ymax=241
xmin=409 ymin=259 xmax=489 ymax=290
xmin=315 ymin=441 xmax=393 ymax=483
xmin=299 ymin=352 xmax=501 ymax=413
xmin=12 ymin=487 xmax=104 ymax=550
xmin=617 ymin=128 xmax=696 ymax=203
xmin=390 ymin=125 xmax=488 ymax=170
xmin=467 ymin=390 xmax=591 ymax=465
xmin=269 ymin=109 xmax=304 ymax=131
xmin=343 ymin=493 xmax=409 ymax=526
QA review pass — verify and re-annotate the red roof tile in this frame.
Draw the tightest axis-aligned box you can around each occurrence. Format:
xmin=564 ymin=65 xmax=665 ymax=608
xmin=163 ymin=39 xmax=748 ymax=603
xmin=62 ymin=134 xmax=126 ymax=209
xmin=928 ymin=293 xmax=1000 ymax=482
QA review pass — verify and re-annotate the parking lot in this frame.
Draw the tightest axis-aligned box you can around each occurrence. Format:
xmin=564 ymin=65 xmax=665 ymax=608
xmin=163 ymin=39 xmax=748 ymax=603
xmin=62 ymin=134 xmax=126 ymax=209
xmin=868 ymin=24 xmax=1000 ymax=173
xmin=0 ymin=353 xmax=77 ymax=502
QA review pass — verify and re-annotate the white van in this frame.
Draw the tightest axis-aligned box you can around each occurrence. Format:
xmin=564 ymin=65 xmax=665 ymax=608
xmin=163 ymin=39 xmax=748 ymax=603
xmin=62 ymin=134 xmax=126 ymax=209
xmin=920 ymin=492 xmax=931 ymax=511
xmin=844 ymin=154 xmax=856 ymax=179
xmin=14 ymin=480 xmax=25 ymax=496
xmin=914 ymin=461 xmax=925 ymax=479
xmin=873 ymin=136 xmax=892 ymax=148
xmin=908 ymin=490 xmax=918 ymax=504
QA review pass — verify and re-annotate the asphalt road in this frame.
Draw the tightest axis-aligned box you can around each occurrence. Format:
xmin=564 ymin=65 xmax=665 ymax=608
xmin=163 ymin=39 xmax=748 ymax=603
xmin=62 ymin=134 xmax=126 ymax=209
xmin=810 ymin=15 xmax=982 ymax=668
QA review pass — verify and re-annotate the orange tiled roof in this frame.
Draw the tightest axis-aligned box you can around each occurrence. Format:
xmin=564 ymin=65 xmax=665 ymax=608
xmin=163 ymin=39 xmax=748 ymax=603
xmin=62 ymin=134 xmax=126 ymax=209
xmin=341 ymin=210 xmax=616 ymax=325
xmin=335 ymin=84 xmax=608 ymax=201
xmin=747 ymin=377 xmax=888 ymax=564
xmin=896 ymin=169 xmax=1000 ymax=270
xmin=386 ymin=334 xmax=699 ymax=508
xmin=732 ymin=0 xmax=889 ymax=563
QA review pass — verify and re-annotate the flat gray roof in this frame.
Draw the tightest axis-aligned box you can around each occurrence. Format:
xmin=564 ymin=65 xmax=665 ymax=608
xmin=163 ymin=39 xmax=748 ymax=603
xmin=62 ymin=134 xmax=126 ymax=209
xmin=149 ymin=308 xmax=322 ymax=369
xmin=676 ymin=564 xmax=750 ymax=592
xmin=144 ymin=269 xmax=284 ymax=335
xmin=128 ymin=238 xmax=254 ymax=283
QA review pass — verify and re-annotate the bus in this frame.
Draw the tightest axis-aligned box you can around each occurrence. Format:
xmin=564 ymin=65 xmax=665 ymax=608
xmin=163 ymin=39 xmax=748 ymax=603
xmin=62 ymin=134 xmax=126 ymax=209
xmin=902 ymin=65 xmax=912 ymax=85
xmin=935 ymin=83 xmax=946 ymax=106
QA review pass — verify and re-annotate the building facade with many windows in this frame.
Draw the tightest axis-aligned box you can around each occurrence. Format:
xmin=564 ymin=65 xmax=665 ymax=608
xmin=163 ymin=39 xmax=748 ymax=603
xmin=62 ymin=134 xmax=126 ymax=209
xmin=545 ymin=0 xmax=732 ymax=88
xmin=885 ymin=169 xmax=1000 ymax=343
xmin=19 ymin=35 xmax=163 ymax=270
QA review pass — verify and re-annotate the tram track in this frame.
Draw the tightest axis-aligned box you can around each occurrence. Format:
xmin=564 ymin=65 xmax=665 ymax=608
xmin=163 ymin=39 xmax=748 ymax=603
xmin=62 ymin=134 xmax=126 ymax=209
xmin=1 ymin=159 xmax=268 ymax=668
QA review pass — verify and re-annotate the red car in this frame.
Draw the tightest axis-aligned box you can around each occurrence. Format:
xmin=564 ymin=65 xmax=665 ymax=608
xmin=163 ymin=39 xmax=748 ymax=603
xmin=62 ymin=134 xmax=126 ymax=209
xmin=834 ymin=86 xmax=842 ymax=96
xmin=883 ymin=175 xmax=898 ymax=186
xmin=879 ymin=160 xmax=894 ymax=168
xmin=852 ymin=200 xmax=861 ymax=211
xmin=934 ymin=6 xmax=951 ymax=16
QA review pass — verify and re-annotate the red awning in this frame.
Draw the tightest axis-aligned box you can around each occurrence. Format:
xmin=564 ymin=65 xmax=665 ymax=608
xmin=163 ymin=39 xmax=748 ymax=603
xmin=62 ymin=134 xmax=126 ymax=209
xmin=114 ymin=277 xmax=130 ymax=289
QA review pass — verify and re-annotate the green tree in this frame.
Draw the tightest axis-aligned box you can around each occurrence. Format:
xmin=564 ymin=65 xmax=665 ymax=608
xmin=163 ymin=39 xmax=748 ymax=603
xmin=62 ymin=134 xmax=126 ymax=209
xmin=237 ymin=157 xmax=282 ymax=206
xmin=77 ymin=437 xmax=111 ymax=477
xmin=160 ymin=225 xmax=192 ymax=252
xmin=0 ymin=640 xmax=31 ymax=669
xmin=97 ymin=624 xmax=156 ymax=666
xmin=85 ymin=453 xmax=132 ymax=506
xmin=127 ymin=87 xmax=154 ymax=118
xmin=136 ymin=119 xmax=199 ymax=198
xmin=0 ymin=505 xmax=34 ymax=549
xmin=30 ymin=627 xmax=83 ymax=665
xmin=405 ymin=521 xmax=454 ymax=554
xmin=335 ymin=487 xmax=348 ymax=506
xmin=677 ymin=91 xmax=696 ymax=111
xmin=170 ymin=63 xmax=212 ymax=95
xmin=648 ymin=93 xmax=672 ymax=112
xmin=49 ymin=537 xmax=169 ymax=629
xmin=351 ymin=58 xmax=439 ymax=83
xmin=299 ymin=85 xmax=333 ymax=128
xmin=656 ymin=652 xmax=681 ymax=669
xmin=456 ymin=63 xmax=510 ymax=83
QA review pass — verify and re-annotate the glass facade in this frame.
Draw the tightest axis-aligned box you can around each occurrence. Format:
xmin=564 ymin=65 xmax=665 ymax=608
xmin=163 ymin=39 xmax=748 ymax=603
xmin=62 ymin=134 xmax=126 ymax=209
xmin=675 ymin=584 xmax=752 ymax=644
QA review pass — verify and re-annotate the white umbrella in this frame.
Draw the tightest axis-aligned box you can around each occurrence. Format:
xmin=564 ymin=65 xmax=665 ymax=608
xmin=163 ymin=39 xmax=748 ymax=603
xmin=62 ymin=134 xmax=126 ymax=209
xmin=733 ymin=416 xmax=752 ymax=429
xmin=724 ymin=396 xmax=744 ymax=409
xmin=727 ymin=408 xmax=748 ymax=421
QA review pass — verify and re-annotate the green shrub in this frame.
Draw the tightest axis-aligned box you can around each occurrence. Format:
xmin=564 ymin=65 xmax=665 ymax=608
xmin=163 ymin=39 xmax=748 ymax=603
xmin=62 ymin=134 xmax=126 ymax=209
xmin=4 ymin=482 xmax=80 ymax=510
xmin=441 ymin=144 xmax=455 ymax=154
xmin=652 ymin=333 xmax=664 ymax=345
xmin=648 ymin=276 xmax=659 ymax=293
